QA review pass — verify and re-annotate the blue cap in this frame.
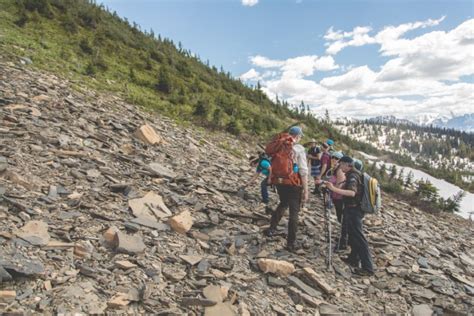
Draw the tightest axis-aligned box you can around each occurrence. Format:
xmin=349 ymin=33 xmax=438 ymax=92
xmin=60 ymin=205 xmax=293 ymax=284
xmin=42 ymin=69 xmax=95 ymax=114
xmin=354 ymin=159 xmax=363 ymax=171
xmin=289 ymin=126 xmax=303 ymax=136
xmin=326 ymin=139 xmax=334 ymax=146
xmin=331 ymin=151 xmax=343 ymax=159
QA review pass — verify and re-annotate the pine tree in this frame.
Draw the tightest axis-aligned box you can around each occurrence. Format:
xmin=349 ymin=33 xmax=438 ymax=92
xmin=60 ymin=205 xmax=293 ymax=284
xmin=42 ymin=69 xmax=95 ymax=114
xmin=398 ymin=168 xmax=405 ymax=181
xmin=415 ymin=179 xmax=439 ymax=202
xmin=156 ymin=66 xmax=172 ymax=93
xmin=300 ymin=101 xmax=305 ymax=115
xmin=404 ymin=171 xmax=414 ymax=190
xmin=379 ymin=163 xmax=386 ymax=180
xmin=389 ymin=165 xmax=397 ymax=180
xmin=438 ymin=191 xmax=465 ymax=213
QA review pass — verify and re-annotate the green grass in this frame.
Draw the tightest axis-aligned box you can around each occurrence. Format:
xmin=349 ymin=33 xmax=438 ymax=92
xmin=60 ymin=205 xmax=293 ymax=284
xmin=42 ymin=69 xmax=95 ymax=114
xmin=1 ymin=0 xmax=470 ymax=197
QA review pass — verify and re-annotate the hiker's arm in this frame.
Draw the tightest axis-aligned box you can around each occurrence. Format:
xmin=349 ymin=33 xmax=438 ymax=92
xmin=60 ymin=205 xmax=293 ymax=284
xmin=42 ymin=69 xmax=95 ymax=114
xmin=296 ymin=150 xmax=309 ymax=201
xmin=320 ymin=163 xmax=328 ymax=178
xmin=336 ymin=170 xmax=345 ymax=188
xmin=325 ymin=182 xmax=355 ymax=197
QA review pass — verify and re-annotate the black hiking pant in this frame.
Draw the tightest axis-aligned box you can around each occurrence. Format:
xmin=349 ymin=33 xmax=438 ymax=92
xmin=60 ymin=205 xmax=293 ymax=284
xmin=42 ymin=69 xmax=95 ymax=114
xmin=270 ymin=185 xmax=302 ymax=247
xmin=334 ymin=199 xmax=348 ymax=249
xmin=345 ymin=206 xmax=374 ymax=272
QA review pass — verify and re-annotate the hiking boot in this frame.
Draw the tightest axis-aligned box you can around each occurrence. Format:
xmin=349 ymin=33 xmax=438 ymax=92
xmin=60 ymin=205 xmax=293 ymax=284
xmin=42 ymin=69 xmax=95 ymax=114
xmin=333 ymin=245 xmax=347 ymax=253
xmin=353 ymin=268 xmax=374 ymax=277
xmin=263 ymin=228 xmax=276 ymax=237
xmin=341 ymin=256 xmax=359 ymax=268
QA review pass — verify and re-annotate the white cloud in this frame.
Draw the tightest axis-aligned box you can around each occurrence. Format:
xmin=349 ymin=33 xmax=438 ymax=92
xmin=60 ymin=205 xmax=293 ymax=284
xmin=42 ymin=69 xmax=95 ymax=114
xmin=325 ymin=26 xmax=375 ymax=54
xmin=240 ymin=68 xmax=261 ymax=81
xmin=375 ymin=19 xmax=474 ymax=81
xmin=240 ymin=18 xmax=474 ymax=120
xmin=248 ymin=54 xmax=338 ymax=80
xmin=320 ymin=66 xmax=376 ymax=92
xmin=324 ymin=16 xmax=445 ymax=55
xmin=250 ymin=55 xmax=284 ymax=68
xmin=242 ymin=0 xmax=258 ymax=7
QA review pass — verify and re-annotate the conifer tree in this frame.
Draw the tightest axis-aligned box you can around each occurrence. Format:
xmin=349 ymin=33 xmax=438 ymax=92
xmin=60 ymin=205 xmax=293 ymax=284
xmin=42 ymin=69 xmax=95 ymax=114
xmin=404 ymin=171 xmax=414 ymax=190
xmin=389 ymin=165 xmax=397 ymax=180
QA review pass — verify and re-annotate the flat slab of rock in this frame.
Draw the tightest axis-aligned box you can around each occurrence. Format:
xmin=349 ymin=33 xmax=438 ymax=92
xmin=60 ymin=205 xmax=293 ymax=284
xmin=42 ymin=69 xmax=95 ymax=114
xmin=204 ymin=302 xmax=236 ymax=316
xmin=203 ymin=285 xmax=236 ymax=316
xmin=412 ymin=304 xmax=433 ymax=316
xmin=115 ymin=260 xmax=137 ymax=270
xmin=113 ymin=231 xmax=146 ymax=254
xmin=302 ymin=267 xmax=336 ymax=295
xmin=0 ymin=156 xmax=7 ymax=172
xmin=16 ymin=220 xmax=50 ymax=246
xmin=257 ymin=259 xmax=295 ymax=277
xmin=169 ymin=210 xmax=193 ymax=234
xmin=180 ymin=254 xmax=203 ymax=266
xmin=0 ymin=253 xmax=45 ymax=278
xmin=134 ymin=124 xmax=162 ymax=145
xmin=129 ymin=217 xmax=169 ymax=231
xmin=108 ymin=292 xmax=131 ymax=309
xmin=180 ymin=297 xmax=217 ymax=307
xmin=147 ymin=162 xmax=176 ymax=179
xmin=0 ymin=266 xmax=12 ymax=282
xmin=163 ymin=266 xmax=187 ymax=281
xmin=0 ymin=290 xmax=16 ymax=302
xmin=129 ymin=191 xmax=172 ymax=220
xmin=288 ymin=276 xmax=322 ymax=298
xmin=319 ymin=303 xmax=340 ymax=315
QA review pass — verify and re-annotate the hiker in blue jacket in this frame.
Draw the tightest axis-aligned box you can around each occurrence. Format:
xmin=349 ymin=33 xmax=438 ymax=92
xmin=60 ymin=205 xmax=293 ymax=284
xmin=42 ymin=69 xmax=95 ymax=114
xmin=242 ymin=153 xmax=272 ymax=213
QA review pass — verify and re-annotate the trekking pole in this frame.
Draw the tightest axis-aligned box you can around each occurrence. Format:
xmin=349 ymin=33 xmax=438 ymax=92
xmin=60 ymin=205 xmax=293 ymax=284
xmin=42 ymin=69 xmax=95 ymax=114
xmin=322 ymin=188 xmax=333 ymax=270
xmin=334 ymin=209 xmax=344 ymax=252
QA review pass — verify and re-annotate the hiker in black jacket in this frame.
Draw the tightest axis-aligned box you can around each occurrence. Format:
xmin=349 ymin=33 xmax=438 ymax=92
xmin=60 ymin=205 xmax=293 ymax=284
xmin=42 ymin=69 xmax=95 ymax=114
xmin=325 ymin=156 xmax=375 ymax=276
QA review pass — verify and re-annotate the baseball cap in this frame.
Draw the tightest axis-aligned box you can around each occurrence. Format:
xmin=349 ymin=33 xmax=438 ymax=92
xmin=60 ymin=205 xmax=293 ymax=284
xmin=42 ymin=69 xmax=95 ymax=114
xmin=354 ymin=159 xmax=364 ymax=171
xmin=331 ymin=151 xmax=343 ymax=160
xmin=339 ymin=156 xmax=354 ymax=165
xmin=289 ymin=126 xmax=303 ymax=136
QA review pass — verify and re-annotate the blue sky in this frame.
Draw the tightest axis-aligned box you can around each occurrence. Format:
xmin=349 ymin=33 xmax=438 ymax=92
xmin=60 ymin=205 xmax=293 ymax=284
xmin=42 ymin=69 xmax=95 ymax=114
xmin=100 ymin=0 xmax=474 ymax=120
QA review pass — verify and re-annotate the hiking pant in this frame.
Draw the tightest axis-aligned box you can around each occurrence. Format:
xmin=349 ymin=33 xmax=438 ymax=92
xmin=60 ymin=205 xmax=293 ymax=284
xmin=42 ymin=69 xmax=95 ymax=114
xmin=334 ymin=199 xmax=348 ymax=249
xmin=270 ymin=185 xmax=302 ymax=246
xmin=261 ymin=176 xmax=269 ymax=204
xmin=345 ymin=206 xmax=374 ymax=272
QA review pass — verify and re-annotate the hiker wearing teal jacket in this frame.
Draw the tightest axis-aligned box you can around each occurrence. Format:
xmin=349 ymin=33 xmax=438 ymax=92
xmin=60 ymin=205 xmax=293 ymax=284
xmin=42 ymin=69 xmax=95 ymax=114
xmin=243 ymin=153 xmax=272 ymax=212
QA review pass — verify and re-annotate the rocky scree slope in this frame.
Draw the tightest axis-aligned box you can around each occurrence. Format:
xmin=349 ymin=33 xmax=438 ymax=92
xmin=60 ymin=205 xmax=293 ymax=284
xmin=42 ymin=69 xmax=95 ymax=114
xmin=0 ymin=60 xmax=473 ymax=315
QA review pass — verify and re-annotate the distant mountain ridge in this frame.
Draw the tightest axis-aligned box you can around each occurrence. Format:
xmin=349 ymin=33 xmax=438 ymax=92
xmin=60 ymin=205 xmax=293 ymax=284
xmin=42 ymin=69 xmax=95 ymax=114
xmin=365 ymin=115 xmax=414 ymax=126
xmin=342 ymin=114 xmax=474 ymax=133
xmin=430 ymin=114 xmax=474 ymax=133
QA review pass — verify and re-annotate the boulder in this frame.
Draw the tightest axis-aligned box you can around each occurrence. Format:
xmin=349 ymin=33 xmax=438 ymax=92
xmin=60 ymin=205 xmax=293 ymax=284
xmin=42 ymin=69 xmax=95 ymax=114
xmin=257 ymin=259 xmax=295 ymax=277
xmin=169 ymin=210 xmax=193 ymax=234
xmin=16 ymin=220 xmax=50 ymax=246
xmin=134 ymin=124 xmax=162 ymax=145
xmin=113 ymin=231 xmax=146 ymax=254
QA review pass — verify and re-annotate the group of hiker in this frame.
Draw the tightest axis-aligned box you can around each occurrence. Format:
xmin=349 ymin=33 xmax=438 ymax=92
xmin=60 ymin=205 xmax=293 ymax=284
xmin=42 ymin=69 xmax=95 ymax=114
xmin=243 ymin=126 xmax=376 ymax=276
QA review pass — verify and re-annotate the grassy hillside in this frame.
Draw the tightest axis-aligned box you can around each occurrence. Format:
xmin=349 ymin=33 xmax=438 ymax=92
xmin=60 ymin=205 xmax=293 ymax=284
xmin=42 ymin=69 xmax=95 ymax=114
xmin=0 ymin=0 xmax=469 ymax=208
xmin=0 ymin=0 xmax=338 ymax=141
